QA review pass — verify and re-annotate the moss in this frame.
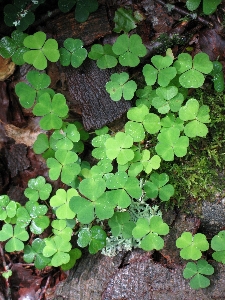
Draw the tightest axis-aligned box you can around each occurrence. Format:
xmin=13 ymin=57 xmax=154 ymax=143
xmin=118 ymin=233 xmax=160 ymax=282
xmin=159 ymin=88 xmax=225 ymax=209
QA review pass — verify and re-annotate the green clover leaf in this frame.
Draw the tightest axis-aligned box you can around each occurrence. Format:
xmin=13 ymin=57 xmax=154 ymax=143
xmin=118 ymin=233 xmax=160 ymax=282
xmin=161 ymin=113 xmax=184 ymax=132
xmin=75 ymin=0 xmax=98 ymax=23
xmin=155 ymin=127 xmax=189 ymax=161
xmin=23 ymin=238 xmax=51 ymax=270
xmin=15 ymin=70 xmax=52 ymax=109
xmin=0 ymin=30 xmax=28 ymax=65
xmin=0 ymin=195 xmax=17 ymax=221
xmin=23 ymin=31 xmax=60 ymax=70
xmin=105 ymin=132 xmax=134 ymax=165
xmin=211 ymin=230 xmax=225 ymax=263
xmin=24 ymin=176 xmax=52 ymax=202
xmin=105 ymin=72 xmax=137 ymax=101
xmin=51 ymin=220 xmax=73 ymax=242
xmin=33 ymin=93 xmax=69 ymax=130
xmin=59 ymin=38 xmax=87 ymax=67
xmin=108 ymin=211 xmax=135 ymax=239
xmin=0 ymin=224 xmax=29 ymax=252
xmin=135 ymin=86 xmax=154 ymax=108
xmin=47 ymin=149 xmax=81 ymax=184
xmin=143 ymin=55 xmax=177 ymax=87
xmin=92 ymin=133 xmax=111 ymax=159
xmin=25 ymin=201 xmax=50 ymax=234
xmin=33 ymin=133 xmax=56 ymax=159
xmin=144 ymin=172 xmax=174 ymax=201
xmin=179 ymin=98 xmax=210 ymax=137
xmin=88 ymin=44 xmax=118 ymax=69
xmin=43 ymin=236 xmax=72 ymax=267
xmin=50 ymin=188 xmax=78 ymax=219
xmin=52 ymin=123 xmax=80 ymax=151
xmin=183 ymin=259 xmax=214 ymax=289
xmin=132 ymin=216 xmax=169 ymax=251
xmin=176 ymin=232 xmax=209 ymax=260
xmin=77 ymin=225 xmax=106 ymax=254
xmin=112 ymin=34 xmax=147 ymax=67
xmin=210 ymin=61 xmax=224 ymax=92
xmin=174 ymin=53 xmax=213 ymax=88
xmin=79 ymin=177 xmax=106 ymax=201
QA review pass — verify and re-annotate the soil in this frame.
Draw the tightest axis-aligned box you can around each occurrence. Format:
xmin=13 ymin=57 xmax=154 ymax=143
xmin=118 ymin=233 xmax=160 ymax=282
xmin=0 ymin=0 xmax=225 ymax=299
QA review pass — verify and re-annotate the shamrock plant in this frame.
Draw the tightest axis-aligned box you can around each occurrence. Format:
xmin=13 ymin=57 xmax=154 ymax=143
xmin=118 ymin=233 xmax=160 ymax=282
xmin=211 ymin=230 xmax=225 ymax=263
xmin=113 ymin=7 xmax=143 ymax=33
xmin=23 ymin=31 xmax=60 ymax=70
xmin=186 ymin=0 xmax=222 ymax=15
xmin=59 ymin=38 xmax=87 ymax=67
xmin=24 ymin=176 xmax=52 ymax=201
xmin=183 ymin=259 xmax=214 ymax=289
xmin=0 ymin=196 xmax=17 ymax=221
xmin=176 ymin=232 xmax=209 ymax=260
xmin=0 ymin=224 xmax=29 ymax=252
xmin=88 ymin=44 xmax=118 ymax=69
xmin=132 ymin=216 xmax=169 ymax=251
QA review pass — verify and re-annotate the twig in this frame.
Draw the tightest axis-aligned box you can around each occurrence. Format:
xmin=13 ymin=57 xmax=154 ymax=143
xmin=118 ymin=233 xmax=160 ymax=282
xmin=155 ymin=0 xmax=214 ymax=28
xmin=38 ymin=275 xmax=51 ymax=300
xmin=0 ymin=243 xmax=12 ymax=300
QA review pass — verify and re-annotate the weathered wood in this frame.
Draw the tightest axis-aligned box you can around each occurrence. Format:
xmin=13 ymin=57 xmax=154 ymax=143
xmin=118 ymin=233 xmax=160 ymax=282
xmin=46 ymin=4 xmax=131 ymax=130
xmin=62 ymin=59 xmax=131 ymax=130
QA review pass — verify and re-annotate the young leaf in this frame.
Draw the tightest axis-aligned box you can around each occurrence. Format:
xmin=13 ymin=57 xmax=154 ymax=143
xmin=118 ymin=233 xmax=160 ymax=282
xmin=50 ymin=188 xmax=78 ymax=219
xmin=105 ymin=72 xmax=137 ymax=101
xmin=108 ymin=211 xmax=135 ymax=239
xmin=176 ymin=232 xmax=209 ymax=260
xmin=113 ymin=7 xmax=140 ymax=33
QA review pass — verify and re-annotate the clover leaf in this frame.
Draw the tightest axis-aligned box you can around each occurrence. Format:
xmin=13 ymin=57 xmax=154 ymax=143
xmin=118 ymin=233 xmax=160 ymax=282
xmin=176 ymin=232 xmax=209 ymax=260
xmin=179 ymin=98 xmax=210 ymax=137
xmin=211 ymin=230 xmax=225 ymax=263
xmin=88 ymin=44 xmax=118 ymax=69
xmin=105 ymin=171 xmax=142 ymax=207
xmin=132 ymin=216 xmax=169 ymax=251
xmin=50 ymin=188 xmax=78 ymax=219
xmin=108 ymin=211 xmax=135 ymax=239
xmin=25 ymin=201 xmax=50 ymax=234
xmin=174 ymin=53 xmax=213 ymax=88
xmin=24 ymin=176 xmax=52 ymax=202
xmin=114 ymin=7 xmax=141 ymax=33
xmin=143 ymin=55 xmax=177 ymax=87
xmin=0 ymin=30 xmax=28 ymax=65
xmin=144 ymin=172 xmax=174 ymax=201
xmin=135 ymin=86 xmax=154 ymax=108
xmin=52 ymin=123 xmax=80 ymax=151
xmin=152 ymin=86 xmax=184 ymax=114
xmin=161 ymin=113 xmax=184 ymax=132
xmin=33 ymin=93 xmax=69 ymax=130
xmin=128 ymin=150 xmax=161 ymax=176
xmin=59 ymin=38 xmax=87 ymax=67
xmin=112 ymin=34 xmax=147 ymax=67
xmin=51 ymin=220 xmax=73 ymax=242
xmin=79 ymin=177 xmax=106 ymax=201
xmin=23 ymin=238 xmax=51 ymax=270
xmin=15 ymin=70 xmax=52 ymax=109
xmin=77 ymin=225 xmax=106 ymax=254
xmin=0 ymin=195 xmax=17 ymax=221
xmin=47 ymin=149 xmax=81 ymax=184
xmin=0 ymin=224 xmax=29 ymax=252
xmin=92 ymin=133 xmax=111 ymax=160
xmin=23 ymin=31 xmax=60 ymax=70
xmin=186 ymin=0 xmax=222 ymax=15
xmin=105 ymin=72 xmax=137 ymax=101
xmin=155 ymin=127 xmax=189 ymax=161
xmin=125 ymin=104 xmax=161 ymax=141
xmin=61 ymin=248 xmax=82 ymax=271
xmin=105 ymin=132 xmax=134 ymax=165
xmin=183 ymin=259 xmax=214 ymax=289
xmin=43 ymin=236 xmax=72 ymax=267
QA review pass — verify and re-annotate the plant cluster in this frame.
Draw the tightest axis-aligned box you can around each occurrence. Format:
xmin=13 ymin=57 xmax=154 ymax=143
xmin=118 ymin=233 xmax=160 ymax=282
xmin=0 ymin=3 xmax=224 ymax=293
